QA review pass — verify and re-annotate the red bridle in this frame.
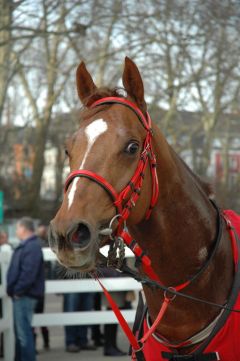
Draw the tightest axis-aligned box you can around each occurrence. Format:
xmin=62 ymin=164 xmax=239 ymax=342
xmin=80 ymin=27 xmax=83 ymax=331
xmin=64 ymin=97 xmax=159 ymax=227
xmin=63 ymin=97 xmax=229 ymax=358
xmin=63 ymin=97 xmax=185 ymax=356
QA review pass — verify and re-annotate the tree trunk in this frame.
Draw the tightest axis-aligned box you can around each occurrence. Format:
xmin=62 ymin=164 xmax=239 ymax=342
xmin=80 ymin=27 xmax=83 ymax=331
xmin=197 ymin=132 xmax=213 ymax=177
xmin=26 ymin=124 xmax=49 ymax=215
xmin=0 ymin=0 xmax=13 ymax=124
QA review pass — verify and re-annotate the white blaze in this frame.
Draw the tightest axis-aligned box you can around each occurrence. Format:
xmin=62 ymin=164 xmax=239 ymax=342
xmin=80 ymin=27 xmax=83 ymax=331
xmin=79 ymin=118 xmax=108 ymax=170
xmin=67 ymin=178 xmax=79 ymax=210
xmin=67 ymin=119 xmax=108 ymax=209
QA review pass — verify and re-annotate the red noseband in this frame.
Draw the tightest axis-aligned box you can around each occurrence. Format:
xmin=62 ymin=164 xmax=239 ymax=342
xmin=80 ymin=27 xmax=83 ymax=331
xmin=64 ymin=97 xmax=159 ymax=225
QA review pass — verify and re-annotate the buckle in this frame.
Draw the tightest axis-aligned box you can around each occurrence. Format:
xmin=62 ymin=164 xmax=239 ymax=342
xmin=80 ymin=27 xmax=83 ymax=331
xmin=164 ymin=287 xmax=177 ymax=302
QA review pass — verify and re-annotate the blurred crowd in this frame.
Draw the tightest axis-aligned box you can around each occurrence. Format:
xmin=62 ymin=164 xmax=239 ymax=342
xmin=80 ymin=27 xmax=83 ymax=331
xmin=0 ymin=217 xmax=134 ymax=360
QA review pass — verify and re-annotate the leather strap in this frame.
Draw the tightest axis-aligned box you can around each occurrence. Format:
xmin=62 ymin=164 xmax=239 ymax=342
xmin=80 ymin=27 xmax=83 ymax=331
xmin=64 ymin=170 xmax=122 ymax=213
xmin=96 ymin=277 xmax=171 ymax=354
xmin=91 ymin=96 xmax=151 ymax=130
xmin=162 ymin=351 xmax=220 ymax=360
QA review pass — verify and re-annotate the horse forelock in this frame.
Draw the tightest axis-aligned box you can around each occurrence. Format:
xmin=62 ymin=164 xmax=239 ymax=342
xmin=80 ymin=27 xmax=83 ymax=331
xmin=80 ymin=87 xmax=126 ymax=121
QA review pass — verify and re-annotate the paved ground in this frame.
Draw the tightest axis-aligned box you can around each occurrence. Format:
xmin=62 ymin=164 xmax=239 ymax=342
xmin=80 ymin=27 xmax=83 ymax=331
xmin=37 ymin=327 xmax=129 ymax=361
xmin=36 ymin=294 xmax=130 ymax=361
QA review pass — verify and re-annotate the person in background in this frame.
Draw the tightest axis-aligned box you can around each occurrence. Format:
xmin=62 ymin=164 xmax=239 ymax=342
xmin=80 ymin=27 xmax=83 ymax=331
xmin=33 ymin=224 xmax=50 ymax=351
xmin=7 ymin=217 xmax=45 ymax=361
xmin=0 ymin=230 xmax=11 ymax=357
xmin=36 ymin=223 xmax=54 ymax=280
xmin=91 ymin=293 xmax=104 ymax=347
xmin=64 ymin=292 xmax=96 ymax=353
xmin=0 ymin=230 xmax=11 ymax=252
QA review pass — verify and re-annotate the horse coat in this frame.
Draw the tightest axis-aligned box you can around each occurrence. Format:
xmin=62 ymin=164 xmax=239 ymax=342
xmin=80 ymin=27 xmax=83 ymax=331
xmin=132 ymin=210 xmax=240 ymax=361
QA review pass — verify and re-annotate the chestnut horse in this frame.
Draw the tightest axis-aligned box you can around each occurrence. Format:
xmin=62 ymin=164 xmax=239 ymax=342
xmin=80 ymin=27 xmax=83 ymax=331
xmin=49 ymin=58 xmax=240 ymax=360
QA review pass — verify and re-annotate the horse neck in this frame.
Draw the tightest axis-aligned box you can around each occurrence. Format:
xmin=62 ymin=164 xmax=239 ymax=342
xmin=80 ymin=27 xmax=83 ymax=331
xmin=130 ymin=125 xmax=219 ymax=285
xmin=128 ymin=124 xmax=234 ymax=341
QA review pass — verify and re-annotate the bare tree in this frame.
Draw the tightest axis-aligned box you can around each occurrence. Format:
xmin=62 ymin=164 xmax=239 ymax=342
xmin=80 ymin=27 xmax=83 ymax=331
xmin=1 ymin=0 xmax=239 ymax=214
xmin=182 ymin=1 xmax=240 ymax=175
xmin=12 ymin=1 xmax=82 ymax=212
xmin=0 ymin=0 xmax=14 ymax=124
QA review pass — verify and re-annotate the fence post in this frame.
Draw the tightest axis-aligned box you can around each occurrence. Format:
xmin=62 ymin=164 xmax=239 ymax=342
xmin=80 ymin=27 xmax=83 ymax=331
xmin=1 ymin=252 xmax=14 ymax=361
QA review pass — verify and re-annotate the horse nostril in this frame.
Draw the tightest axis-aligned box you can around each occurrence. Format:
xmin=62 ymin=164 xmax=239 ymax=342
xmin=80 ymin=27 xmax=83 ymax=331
xmin=70 ymin=223 xmax=91 ymax=249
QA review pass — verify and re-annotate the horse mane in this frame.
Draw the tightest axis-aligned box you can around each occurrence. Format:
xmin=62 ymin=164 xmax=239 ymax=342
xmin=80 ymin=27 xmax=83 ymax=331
xmin=186 ymin=164 xmax=214 ymax=198
xmin=176 ymin=151 xmax=214 ymax=198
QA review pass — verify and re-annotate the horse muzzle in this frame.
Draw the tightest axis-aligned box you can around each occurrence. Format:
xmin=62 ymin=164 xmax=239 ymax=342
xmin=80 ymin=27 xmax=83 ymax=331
xmin=48 ymin=220 xmax=99 ymax=272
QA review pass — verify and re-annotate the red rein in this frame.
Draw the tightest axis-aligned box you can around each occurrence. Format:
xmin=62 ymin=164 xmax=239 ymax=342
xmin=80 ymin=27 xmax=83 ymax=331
xmin=63 ymin=97 xmax=190 ymax=356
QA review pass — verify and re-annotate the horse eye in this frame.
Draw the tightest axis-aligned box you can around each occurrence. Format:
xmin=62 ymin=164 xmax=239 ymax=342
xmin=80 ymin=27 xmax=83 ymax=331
xmin=65 ymin=149 xmax=69 ymax=157
xmin=125 ymin=142 xmax=139 ymax=155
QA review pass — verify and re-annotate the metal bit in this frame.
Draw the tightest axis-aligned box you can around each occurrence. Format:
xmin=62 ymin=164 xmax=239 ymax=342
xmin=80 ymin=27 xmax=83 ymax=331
xmin=99 ymin=228 xmax=113 ymax=236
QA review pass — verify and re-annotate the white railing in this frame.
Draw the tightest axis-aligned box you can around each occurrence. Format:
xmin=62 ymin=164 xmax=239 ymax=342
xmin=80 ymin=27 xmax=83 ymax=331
xmin=0 ymin=247 xmax=142 ymax=361
xmin=0 ymin=251 xmax=14 ymax=361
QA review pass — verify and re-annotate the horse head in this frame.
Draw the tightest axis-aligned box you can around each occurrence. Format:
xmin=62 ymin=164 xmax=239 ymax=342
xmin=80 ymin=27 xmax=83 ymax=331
xmin=49 ymin=57 xmax=162 ymax=272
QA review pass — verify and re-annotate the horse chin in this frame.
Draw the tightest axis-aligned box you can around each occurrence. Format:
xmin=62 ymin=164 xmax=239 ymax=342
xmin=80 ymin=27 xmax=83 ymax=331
xmin=69 ymin=264 xmax=96 ymax=274
xmin=59 ymin=258 xmax=96 ymax=274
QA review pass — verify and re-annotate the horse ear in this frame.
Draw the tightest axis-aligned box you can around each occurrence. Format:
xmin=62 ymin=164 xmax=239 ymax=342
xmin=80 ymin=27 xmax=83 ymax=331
xmin=122 ymin=57 xmax=147 ymax=113
xmin=76 ymin=62 xmax=97 ymax=106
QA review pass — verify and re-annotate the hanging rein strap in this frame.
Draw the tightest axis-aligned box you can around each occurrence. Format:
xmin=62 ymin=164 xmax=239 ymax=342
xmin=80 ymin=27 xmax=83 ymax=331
xmin=96 ymin=276 xmax=171 ymax=359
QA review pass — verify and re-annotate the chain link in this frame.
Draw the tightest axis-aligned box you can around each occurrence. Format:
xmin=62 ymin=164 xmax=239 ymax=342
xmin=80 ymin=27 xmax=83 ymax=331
xmin=107 ymin=236 xmax=125 ymax=269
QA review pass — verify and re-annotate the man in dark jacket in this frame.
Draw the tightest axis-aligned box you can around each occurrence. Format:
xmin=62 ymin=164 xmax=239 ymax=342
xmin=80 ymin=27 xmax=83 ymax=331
xmin=7 ymin=217 xmax=45 ymax=361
